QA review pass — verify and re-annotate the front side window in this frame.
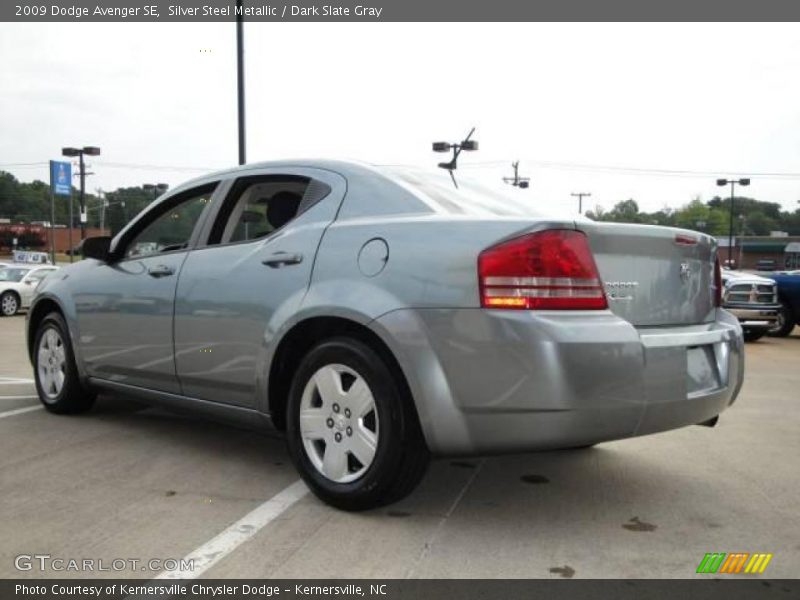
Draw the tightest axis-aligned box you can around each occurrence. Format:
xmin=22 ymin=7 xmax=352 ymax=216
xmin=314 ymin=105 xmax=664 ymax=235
xmin=124 ymin=185 xmax=215 ymax=259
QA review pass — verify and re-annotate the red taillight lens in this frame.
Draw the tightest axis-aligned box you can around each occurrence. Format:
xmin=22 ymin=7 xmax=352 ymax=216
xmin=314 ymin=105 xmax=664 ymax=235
xmin=478 ymin=229 xmax=608 ymax=310
xmin=714 ymin=255 xmax=722 ymax=307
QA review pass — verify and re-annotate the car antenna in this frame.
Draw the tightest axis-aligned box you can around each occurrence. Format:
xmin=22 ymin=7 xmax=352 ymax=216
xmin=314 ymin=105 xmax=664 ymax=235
xmin=432 ymin=127 xmax=479 ymax=189
xmin=503 ymin=161 xmax=530 ymax=189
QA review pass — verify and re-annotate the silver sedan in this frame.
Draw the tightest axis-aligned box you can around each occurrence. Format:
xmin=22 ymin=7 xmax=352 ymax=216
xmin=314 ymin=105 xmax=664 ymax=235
xmin=27 ymin=160 xmax=744 ymax=510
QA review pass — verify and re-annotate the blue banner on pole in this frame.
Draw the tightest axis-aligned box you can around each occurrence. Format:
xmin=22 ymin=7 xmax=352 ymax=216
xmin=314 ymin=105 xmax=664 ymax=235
xmin=50 ymin=160 xmax=72 ymax=196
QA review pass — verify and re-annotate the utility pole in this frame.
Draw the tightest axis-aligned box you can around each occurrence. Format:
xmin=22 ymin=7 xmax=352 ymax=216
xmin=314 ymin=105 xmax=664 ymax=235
xmin=236 ymin=0 xmax=246 ymax=165
xmin=503 ymin=161 xmax=530 ymax=188
xmin=571 ymin=192 xmax=591 ymax=214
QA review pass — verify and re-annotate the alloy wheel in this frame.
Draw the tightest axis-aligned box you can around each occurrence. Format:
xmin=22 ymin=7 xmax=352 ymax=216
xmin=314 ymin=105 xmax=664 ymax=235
xmin=299 ymin=363 xmax=379 ymax=484
xmin=37 ymin=328 xmax=67 ymax=400
xmin=770 ymin=309 xmax=785 ymax=334
xmin=1 ymin=294 xmax=18 ymax=316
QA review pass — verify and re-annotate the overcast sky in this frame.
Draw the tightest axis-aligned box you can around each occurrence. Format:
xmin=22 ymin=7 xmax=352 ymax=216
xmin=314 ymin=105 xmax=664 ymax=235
xmin=1 ymin=22 xmax=800 ymax=214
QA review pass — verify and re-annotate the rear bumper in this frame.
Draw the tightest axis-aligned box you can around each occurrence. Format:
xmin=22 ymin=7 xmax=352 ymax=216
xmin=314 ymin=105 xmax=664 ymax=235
xmin=725 ymin=305 xmax=779 ymax=330
xmin=373 ymin=307 xmax=744 ymax=456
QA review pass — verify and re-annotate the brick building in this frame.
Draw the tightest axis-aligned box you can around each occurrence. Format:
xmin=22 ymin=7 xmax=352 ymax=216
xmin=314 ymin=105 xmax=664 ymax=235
xmin=717 ymin=235 xmax=800 ymax=271
xmin=0 ymin=223 xmax=110 ymax=254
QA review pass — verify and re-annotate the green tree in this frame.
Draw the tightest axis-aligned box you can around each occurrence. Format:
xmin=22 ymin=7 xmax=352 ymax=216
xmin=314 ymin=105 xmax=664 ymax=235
xmin=603 ymin=199 xmax=645 ymax=223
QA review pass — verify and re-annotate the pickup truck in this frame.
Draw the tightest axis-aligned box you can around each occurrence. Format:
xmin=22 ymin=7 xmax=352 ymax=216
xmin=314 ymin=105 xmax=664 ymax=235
xmin=720 ymin=269 xmax=780 ymax=342
xmin=765 ymin=270 xmax=800 ymax=337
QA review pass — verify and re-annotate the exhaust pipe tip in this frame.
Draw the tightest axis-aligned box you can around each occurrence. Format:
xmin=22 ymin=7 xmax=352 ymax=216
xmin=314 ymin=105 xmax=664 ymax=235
xmin=697 ymin=416 xmax=719 ymax=428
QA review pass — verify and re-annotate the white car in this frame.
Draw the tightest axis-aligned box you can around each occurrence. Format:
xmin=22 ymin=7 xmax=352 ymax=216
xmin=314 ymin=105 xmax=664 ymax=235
xmin=0 ymin=265 xmax=59 ymax=316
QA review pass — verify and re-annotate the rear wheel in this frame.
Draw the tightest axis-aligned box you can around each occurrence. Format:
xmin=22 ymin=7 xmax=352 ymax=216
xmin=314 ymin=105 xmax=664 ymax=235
xmin=286 ymin=337 xmax=429 ymax=511
xmin=1 ymin=291 xmax=19 ymax=316
xmin=743 ymin=329 xmax=767 ymax=342
xmin=767 ymin=301 xmax=796 ymax=338
xmin=33 ymin=312 xmax=95 ymax=414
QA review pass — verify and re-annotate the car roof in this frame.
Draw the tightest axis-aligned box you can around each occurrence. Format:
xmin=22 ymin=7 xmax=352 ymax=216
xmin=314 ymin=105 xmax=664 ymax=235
xmin=167 ymin=159 xmax=384 ymax=195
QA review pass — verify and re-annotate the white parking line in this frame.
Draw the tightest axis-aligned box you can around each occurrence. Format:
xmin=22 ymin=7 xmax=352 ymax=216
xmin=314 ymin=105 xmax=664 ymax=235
xmin=0 ymin=395 xmax=39 ymax=400
xmin=156 ymin=479 xmax=310 ymax=579
xmin=0 ymin=377 xmax=34 ymax=385
xmin=0 ymin=405 xmax=43 ymax=419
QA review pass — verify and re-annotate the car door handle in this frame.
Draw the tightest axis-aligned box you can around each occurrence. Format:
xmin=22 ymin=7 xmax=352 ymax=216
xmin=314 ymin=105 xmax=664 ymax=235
xmin=262 ymin=252 xmax=304 ymax=268
xmin=147 ymin=264 xmax=175 ymax=278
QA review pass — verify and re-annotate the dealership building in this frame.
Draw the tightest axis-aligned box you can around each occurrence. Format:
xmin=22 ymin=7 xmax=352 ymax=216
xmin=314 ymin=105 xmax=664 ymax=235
xmin=717 ymin=234 xmax=800 ymax=270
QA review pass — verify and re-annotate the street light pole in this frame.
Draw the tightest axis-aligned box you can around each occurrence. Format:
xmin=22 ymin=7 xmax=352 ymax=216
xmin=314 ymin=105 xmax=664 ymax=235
xmin=716 ymin=177 xmax=750 ymax=269
xmin=236 ymin=0 xmax=246 ymax=165
xmin=78 ymin=152 xmax=86 ymax=240
xmin=62 ymin=145 xmax=101 ymax=243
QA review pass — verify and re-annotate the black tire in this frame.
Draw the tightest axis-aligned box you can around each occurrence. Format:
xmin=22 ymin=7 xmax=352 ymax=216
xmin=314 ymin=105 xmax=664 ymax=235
xmin=33 ymin=312 xmax=96 ymax=414
xmin=767 ymin=301 xmax=796 ymax=338
xmin=286 ymin=337 xmax=429 ymax=511
xmin=743 ymin=329 xmax=767 ymax=343
xmin=1 ymin=291 xmax=20 ymax=316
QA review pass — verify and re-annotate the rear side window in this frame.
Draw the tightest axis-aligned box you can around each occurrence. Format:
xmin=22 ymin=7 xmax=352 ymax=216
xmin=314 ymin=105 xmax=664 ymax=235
xmin=209 ymin=175 xmax=331 ymax=246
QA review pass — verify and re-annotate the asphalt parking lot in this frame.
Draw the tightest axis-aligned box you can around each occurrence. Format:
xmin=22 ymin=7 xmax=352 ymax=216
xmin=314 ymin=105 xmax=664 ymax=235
xmin=1 ymin=314 xmax=798 ymax=580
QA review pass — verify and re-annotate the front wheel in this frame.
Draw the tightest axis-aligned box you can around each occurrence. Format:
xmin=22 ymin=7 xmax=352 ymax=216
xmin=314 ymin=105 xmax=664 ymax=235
xmin=767 ymin=301 xmax=796 ymax=338
xmin=33 ymin=312 xmax=95 ymax=414
xmin=286 ymin=337 xmax=429 ymax=511
xmin=743 ymin=329 xmax=767 ymax=342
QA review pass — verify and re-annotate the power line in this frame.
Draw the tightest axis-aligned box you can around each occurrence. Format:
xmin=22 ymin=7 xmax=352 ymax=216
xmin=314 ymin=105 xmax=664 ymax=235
xmin=94 ymin=161 xmax=215 ymax=172
xmin=462 ymin=159 xmax=800 ymax=180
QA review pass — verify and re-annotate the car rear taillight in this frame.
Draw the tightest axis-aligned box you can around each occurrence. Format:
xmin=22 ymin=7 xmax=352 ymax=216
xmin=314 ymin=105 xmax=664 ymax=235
xmin=714 ymin=255 xmax=722 ymax=307
xmin=478 ymin=229 xmax=608 ymax=310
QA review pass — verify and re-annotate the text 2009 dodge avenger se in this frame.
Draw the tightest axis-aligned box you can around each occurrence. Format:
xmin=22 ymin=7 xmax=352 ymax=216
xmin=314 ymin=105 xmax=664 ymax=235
xmin=27 ymin=160 xmax=744 ymax=510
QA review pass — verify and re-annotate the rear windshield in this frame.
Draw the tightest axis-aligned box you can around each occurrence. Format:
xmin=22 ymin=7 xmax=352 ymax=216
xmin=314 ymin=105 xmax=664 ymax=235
xmin=384 ymin=167 xmax=568 ymax=218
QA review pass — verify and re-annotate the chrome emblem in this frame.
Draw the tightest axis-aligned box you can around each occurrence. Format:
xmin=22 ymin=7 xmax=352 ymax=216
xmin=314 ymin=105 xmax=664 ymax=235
xmin=605 ymin=281 xmax=638 ymax=301
xmin=679 ymin=262 xmax=691 ymax=282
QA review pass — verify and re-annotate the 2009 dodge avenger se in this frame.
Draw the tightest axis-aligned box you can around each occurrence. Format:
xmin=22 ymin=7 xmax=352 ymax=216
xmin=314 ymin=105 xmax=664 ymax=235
xmin=27 ymin=160 xmax=745 ymax=510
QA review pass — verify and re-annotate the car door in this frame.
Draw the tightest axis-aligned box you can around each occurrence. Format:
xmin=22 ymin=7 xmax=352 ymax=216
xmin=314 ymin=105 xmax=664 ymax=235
xmin=74 ymin=182 xmax=221 ymax=393
xmin=173 ymin=168 xmax=346 ymax=408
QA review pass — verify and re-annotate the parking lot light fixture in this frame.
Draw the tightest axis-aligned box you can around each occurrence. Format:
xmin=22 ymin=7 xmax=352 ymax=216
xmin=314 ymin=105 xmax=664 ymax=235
xmin=143 ymin=183 xmax=169 ymax=199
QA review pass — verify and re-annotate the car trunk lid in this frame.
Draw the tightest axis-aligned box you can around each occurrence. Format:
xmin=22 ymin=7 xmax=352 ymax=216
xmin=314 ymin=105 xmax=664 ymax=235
xmin=579 ymin=221 xmax=717 ymax=326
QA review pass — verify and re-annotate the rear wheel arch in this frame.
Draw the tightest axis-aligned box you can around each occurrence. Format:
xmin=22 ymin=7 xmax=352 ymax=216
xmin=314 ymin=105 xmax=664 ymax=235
xmin=267 ymin=316 xmax=417 ymax=433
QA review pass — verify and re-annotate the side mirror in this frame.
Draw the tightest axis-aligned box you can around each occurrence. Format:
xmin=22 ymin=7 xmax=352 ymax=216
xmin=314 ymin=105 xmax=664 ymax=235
xmin=81 ymin=236 xmax=112 ymax=262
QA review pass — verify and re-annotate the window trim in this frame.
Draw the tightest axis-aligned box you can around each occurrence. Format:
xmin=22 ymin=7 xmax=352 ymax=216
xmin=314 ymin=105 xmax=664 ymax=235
xmin=110 ymin=181 xmax=222 ymax=263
